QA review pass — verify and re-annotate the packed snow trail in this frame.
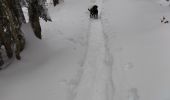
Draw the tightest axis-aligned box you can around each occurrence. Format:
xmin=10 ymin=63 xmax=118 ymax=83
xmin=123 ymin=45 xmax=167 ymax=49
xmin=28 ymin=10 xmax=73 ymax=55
xmin=73 ymin=0 xmax=114 ymax=100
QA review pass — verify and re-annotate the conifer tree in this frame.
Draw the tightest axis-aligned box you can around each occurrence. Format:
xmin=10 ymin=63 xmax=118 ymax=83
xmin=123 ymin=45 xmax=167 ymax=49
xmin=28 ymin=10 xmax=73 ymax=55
xmin=0 ymin=0 xmax=53 ymax=67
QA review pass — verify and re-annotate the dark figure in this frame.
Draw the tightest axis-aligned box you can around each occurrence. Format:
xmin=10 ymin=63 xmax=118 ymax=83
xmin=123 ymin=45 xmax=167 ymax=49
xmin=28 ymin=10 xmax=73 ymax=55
xmin=88 ymin=5 xmax=98 ymax=19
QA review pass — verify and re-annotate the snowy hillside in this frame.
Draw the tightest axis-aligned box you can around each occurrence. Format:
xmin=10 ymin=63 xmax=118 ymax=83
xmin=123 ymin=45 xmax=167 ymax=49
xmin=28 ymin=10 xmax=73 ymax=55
xmin=1 ymin=0 xmax=170 ymax=100
xmin=102 ymin=0 xmax=170 ymax=100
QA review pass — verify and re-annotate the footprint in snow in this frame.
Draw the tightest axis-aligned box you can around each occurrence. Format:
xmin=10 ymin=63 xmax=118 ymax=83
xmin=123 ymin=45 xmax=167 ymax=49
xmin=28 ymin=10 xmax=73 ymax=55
xmin=128 ymin=88 xmax=140 ymax=100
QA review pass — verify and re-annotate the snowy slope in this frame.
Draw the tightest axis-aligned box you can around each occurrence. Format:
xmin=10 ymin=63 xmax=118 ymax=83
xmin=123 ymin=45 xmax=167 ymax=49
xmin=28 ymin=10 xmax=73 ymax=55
xmin=1 ymin=0 xmax=170 ymax=100
xmin=102 ymin=0 xmax=170 ymax=100
xmin=0 ymin=0 xmax=90 ymax=100
xmin=73 ymin=0 xmax=114 ymax=100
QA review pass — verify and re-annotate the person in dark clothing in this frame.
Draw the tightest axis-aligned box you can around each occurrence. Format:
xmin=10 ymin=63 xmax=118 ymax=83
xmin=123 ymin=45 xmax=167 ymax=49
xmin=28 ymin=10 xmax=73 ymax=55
xmin=88 ymin=5 xmax=98 ymax=19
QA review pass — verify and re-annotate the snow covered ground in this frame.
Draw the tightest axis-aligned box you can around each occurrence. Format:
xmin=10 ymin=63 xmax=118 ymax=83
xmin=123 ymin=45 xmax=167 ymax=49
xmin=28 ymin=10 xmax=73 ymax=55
xmin=1 ymin=0 xmax=170 ymax=100
xmin=0 ymin=0 xmax=89 ymax=100
xmin=102 ymin=0 xmax=170 ymax=100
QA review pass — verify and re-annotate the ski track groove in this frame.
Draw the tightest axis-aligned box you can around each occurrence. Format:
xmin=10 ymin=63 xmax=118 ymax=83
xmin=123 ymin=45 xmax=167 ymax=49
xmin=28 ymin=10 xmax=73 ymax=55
xmin=73 ymin=0 xmax=114 ymax=100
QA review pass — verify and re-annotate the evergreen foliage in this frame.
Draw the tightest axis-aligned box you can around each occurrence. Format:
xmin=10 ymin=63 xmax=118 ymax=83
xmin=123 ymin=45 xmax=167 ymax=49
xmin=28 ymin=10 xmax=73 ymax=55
xmin=0 ymin=0 xmax=54 ymax=67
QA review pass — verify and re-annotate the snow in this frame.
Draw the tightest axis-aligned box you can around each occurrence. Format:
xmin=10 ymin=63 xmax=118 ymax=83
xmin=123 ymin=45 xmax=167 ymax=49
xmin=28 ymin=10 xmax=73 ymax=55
xmin=158 ymin=0 xmax=170 ymax=6
xmin=22 ymin=7 xmax=29 ymax=23
xmin=1 ymin=0 xmax=170 ymax=100
xmin=102 ymin=0 xmax=170 ymax=100
xmin=74 ymin=20 xmax=113 ymax=100
xmin=0 ymin=0 xmax=89 ymax=100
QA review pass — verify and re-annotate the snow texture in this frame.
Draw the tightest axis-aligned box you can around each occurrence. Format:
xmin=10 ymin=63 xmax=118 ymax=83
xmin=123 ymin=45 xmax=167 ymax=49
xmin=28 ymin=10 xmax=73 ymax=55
xmin=72 ymin=0 xmax=114 ymax=100
xmin=1 ymin=0 xmax=170 ymax=100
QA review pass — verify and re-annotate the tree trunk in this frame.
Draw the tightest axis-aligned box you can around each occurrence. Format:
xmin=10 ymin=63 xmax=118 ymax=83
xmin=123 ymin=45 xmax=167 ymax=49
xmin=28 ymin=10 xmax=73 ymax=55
xmin=0 ymin=0 xmax=24 ymax=60
xmin=28 ymin=0 xmax=42 ymax=39
xmin=53 ymin=0 xmax=59 ymax=6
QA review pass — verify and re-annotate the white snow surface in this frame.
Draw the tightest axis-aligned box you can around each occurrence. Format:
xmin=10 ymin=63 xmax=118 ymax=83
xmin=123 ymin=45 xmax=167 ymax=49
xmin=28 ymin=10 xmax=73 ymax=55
xmin=1 ymin=0 xmax=170 ymax=100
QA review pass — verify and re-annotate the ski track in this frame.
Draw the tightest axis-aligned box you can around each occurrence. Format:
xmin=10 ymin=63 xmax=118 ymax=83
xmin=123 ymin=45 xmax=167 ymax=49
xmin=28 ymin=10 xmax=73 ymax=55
xmin=73 ymin=0 xmax=114 ymax=100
